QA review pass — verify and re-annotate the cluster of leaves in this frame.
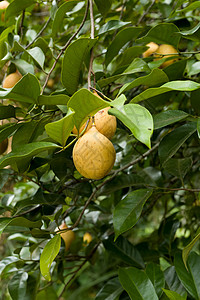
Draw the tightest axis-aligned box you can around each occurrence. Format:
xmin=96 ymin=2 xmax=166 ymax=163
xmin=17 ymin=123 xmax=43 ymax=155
xmin=0 ymin=0 xmax=200 ymax=299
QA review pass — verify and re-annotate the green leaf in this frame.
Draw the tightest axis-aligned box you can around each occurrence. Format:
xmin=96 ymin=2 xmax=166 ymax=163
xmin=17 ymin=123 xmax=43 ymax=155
xmin=103 ymin=236 xmax=144 ymax=269
xmin=45 ymin=109 xmax=75 ymax=146
xmin=113 ymin=189 xmax=152 ymax=240
xmin=61 ymin=38 xmax=97 ymax=95
xmin=177 ymin=22 xmax=200 ymax=41
xmin=52 ymin=1 xmax=79 ymax=37
xmin=119 ymin=267 xmax=159 ymax=300
xmin=153 ymin=110 xmax=188 ymax=130
xmin=12 ymin=59 xmax=34 ymax=75
xmin=5 ymin=0 xmax=36 ymax=19
xmin=158 ymin=123 xmax=197 ymax=165
xmin=131 ymin=80 xmax=200 ymax=103
xmin=105 ymin=27 xmax=142 ymax=66
xmin=0 ymin=123 xmax=20 ymax=143
xmin=98 ymin=20 xmax=131 ymax=35
xmin=98 ymin=58 xmax=150 ymax=88
xmin=137 ymin=23 xmax=180 ymax=48
xmin=67 ymin=88 xmax=109 ymax=130
xmin=163 ymin=157 xmax=192 ymax=179
xmin=162 ymin=289 xmax=187 ymax=300
xmin=94 ymin=0 xmax=112 ymax=16
xmin=38 ymin=94 xmax=70 ymax=106
xmin=197 ymin=118 xmax=200 ymax=138
xmin=164 ymin=266 xmax=187 ymax=296
xmin=109 ymin=103 xmax=153 ymax=148
xmin=174 ymin=253 xmax=200 ymax=299
xmin=0 ymin=169 xmax=11 ymax=190
xmin=0 ymin=142 xmax=60 ymax=169
xmin=163 ymin=59 xmax=187 ymax=81
xmin=182 ymin=232 xmax=200 ymax=270
xmin=146 ymin=263 xmax=165 ymax=298
xmin=8 ymin=272 xmax=28 ymax=300
xmin=40 ymin=234 xmax=61 ymax=281
xmin=119 ymin=68 xmax=169 ymax=95
xmin=0 ymin=105 xmax=16 ymax=119
xmin=0 ymin=73 xmax=40 ymax=104
xmin=0 ymin=217 xmax=42 ymax=235
xmin=95 ymin=277 xmax=123 ymax=300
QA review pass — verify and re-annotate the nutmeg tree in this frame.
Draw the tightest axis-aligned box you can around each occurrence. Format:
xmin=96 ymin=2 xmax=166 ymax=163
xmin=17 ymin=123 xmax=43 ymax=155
xmin=0 ymin=1 xmax=200 ymax=299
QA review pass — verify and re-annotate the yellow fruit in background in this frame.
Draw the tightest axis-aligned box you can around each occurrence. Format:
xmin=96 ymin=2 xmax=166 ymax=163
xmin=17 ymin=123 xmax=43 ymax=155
xmin=73 ymin=107 xmax=117 ymax=140
xmin=0 ymin=138 xmax=8 ymax=155
xmin=154 ymin=44 xmax=178 ymax=68
xmin=47 ymin=78 xmax=55 ymax=89
xmin=0 ymin=0 xmax=9 ymax=21
xmin=58 ymin=223 xmax=75 ymax=252
xmin=73 ymin=125 xmax=116 ymax=180
xmin=83 ymin=232 xmax=92 ymax=245
xmin=142 ymin=42 xmax=159 ymax=58
xmin=3 ymin=71 xmax=22 ymax=88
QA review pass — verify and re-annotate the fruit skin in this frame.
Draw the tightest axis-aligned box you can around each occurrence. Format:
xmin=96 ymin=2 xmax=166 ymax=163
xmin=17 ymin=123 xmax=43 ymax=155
xmin=3 ymin=71 xmax=22 ymax=89
xmin=0 ymin=0 xmax=9 ymax=21
xmin=83 ymin=232 xmax=92 ymax=245
xmin=155 ymin=44 xmax=178 ymax=68
xmin=73 ymin=125 xmax=116 ymax=180
xmin=143 ymin=42 xmax=159 ymax=58
xmin=73 ymin=107 xmax=117 ymax=140
xmin=0 ymin=138 xmax=8 ymax=155
xmin=58 ymin=223 xmax=75 ymax=252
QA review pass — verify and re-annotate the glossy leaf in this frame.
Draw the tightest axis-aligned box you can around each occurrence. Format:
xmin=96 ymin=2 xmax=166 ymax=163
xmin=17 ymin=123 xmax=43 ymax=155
xmin=153 ymin=110 xmax=188 ymax=129
xmin=119 ymin=267 xmax=159 ymax=300
xmin=158 ymin=123 xmax=196 ymax=165
xmin=137 ymin=23 xmax=180 ymax=48
xmin=0 ymin=73 xmax=40 ymax=104
xmin=177 ymin=23 xmax=200 ymax=41
xmin=94 ymin=0 xmax=112 ymax=16
xmin=119 ymin=68 xmax=169 ymax=96
xmin=5 ymin=0 xmax=36 ymax=19
xmin=0 ymin=142 xmax=60 ymax=169
xmin=67 ymin=88 xmax=109 ymax=130
xmin=197 ymin=118 xmax=200 ymax=138
xmin=105 ymin=27 xmax=142 ymax=66
xmin=146 ymin=263 xmax=165 ymax=298
xmin=61 ymin=38 xmax=97 ymax=95
xmin=162 ymin=289 xmax=187 ymax=300
xmin=131 ymin=80 xmax=200 ymax=103
xmin=163 ymin=157 xmax=192 ymax=179
xmin=40 ymin=234 xmax=61 ymax=281
xmin=0 ymin=256 xmax=20 ymax=276
xmin=12 ymin=59 xmax=34 ymax=75
xmin=0 ymin=217 xmax=42 ymax=235
xmin=164 ymin=266 xmax=187 ymax=296
xmin=98 ymin=20 xmax=130 ymax=35
xmin=103 ymin=236 xmax=144 ymax=269
xmin=109 ymin=103 xmax=153 ymax=148
xmin=38 ymin=94 xmax=70 ymax=106
xmin=52 ymin=1 xmax=79 ymax=36
xmin=95 ymin=277 xmax=123 ymax=300
xmin=0 ymin=123 xmax=20 ymax=143
xmin=113 ymin=189 xmax=152 ymax=240
xmin=183 ymin=232 xmax=200 ymax=270
xmin=8 ymin=272 xmax=28 ymax=300
xmin=0 ymin=105 xmax=16 ymax=119
xmin=45 ymin=109 xmax=75 ymax=146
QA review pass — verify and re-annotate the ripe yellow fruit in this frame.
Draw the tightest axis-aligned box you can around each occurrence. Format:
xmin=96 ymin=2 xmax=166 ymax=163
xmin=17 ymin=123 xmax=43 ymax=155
xmin=73 ymin=125 xmax=116 ymax=180
xmin=3 ymin=71 xmax=22 ymax=88
xmin=83 ymin=232 xmax=92 ymax=245
xmin=58 ymin=223 xmax=75 ymax=252
xmin=73 ymin=107 xmax=117 ymax=140
xmin=0 ymin=0 xmax=9 ymax=21
xmin=47 ymin=78 xmax=55 ymax=89
xmin=155 ymin=44 xmax=178 ymax=68
xmin=143 ymin=42 xmax=159 ymax=58
xmin=0 ymin=138 xmax=8 ymax=155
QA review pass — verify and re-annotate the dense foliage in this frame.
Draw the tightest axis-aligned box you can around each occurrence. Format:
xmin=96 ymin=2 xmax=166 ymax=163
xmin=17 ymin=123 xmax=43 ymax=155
xmin=0 ymin=0 xmax=200 ymax=299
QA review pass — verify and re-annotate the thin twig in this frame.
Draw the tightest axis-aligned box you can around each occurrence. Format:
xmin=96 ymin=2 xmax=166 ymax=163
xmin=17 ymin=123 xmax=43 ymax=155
xmin=18 ymin=10 xmax=25 ymax=36
xmin=41 ymin=0 xmax=89 ymax=94
xmin=25 ymin=16 xmax=51 ymax=49
xmin=71 ymin=142 xmax=159 ymax=229
xmin=137 ymin=0 xmax=156 ymax=25
xmin=87 ymin=0 xmax=95 ymax=90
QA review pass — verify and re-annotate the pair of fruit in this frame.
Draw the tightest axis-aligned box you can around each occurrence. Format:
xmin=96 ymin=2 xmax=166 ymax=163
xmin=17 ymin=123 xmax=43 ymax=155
xmin=143 ymin=42 xmax=178 ymax=68
xmin=58 ymin=223 xmax=92 ymax=251
xmin=72 ymin=99 xmax=117 ymax=180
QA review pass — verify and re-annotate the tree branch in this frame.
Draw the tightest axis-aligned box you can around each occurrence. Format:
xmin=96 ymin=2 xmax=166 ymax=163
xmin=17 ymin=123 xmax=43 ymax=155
xmin=41 ymin=0 xmax=90 ymax=94
xmin=88 ymin=0 xmax=95 ymax=90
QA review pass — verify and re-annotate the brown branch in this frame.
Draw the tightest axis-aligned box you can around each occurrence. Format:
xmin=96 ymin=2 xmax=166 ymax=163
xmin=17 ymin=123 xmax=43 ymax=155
xmin=137 ymin=0 xmax=156 ymax=25
xmin=18 ymin=10 xmax=25 ymax=36
xmin=87 ymin=0 xmax=95 ymax=90
xmin=41 ymin=0 xmax=89 ymax=94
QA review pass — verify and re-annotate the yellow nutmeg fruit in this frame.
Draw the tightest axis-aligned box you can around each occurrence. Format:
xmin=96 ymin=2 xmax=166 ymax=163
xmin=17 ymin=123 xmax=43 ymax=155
xmin=58 ymin=223 xmax=75 ymax=252
xmin=142 ymin=42 xmax=159 ymax=58
xmin=73 ymin=126 xmax=116 ymax=180
xmin=154 ymin=44 xmax=178 ymax=68
xmin=0 ymin=138 xmax=8 ymax=155
xmin=0 ymin=0 xmax=9 ymax=21
xmin=3 ymin=71 xmax=22 ymax=88
xmin=83 ymin=232 xmax=92 ymax=245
